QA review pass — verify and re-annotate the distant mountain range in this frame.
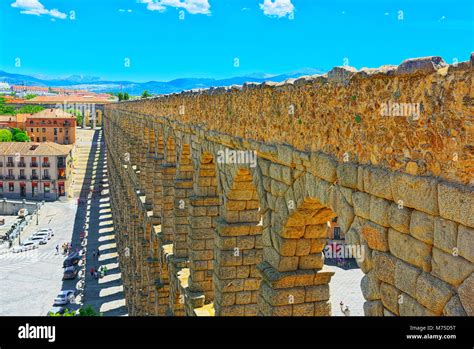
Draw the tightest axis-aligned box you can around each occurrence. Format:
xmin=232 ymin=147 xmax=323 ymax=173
xmin=0 ymin=68 xmax=325 ymax=95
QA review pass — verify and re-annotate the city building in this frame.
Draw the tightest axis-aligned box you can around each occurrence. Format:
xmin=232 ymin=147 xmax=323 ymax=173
xmin=0 ymin=142 xmax=73 ymax=200
xmin=26 ymin=109 xmax=76 ymax=144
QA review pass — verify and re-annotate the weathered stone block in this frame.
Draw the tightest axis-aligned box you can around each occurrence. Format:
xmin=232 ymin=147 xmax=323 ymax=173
xmin=399 ymin=293 xmax=436 ymax=316
xmin=361 ymin=221 xmax=389 ymax=251
xmin=394 ymin=259 xmax=422 ymax=298
xmin=388 ymin=228 xmax=432 ymax=272
xmin=443 ymin=295 xmax=467 ymax=316
xmin=361 ymin=270 xmax=381 ymax=301
xmin=431 ymin=248 xmax=474 ymax=287
xmin=380 ymin=282 xmax=400 ymax=315
xmin=388 ymin=203 xmax=412 ymax=234
xmin=438 ymin=182 xmax=474 ymax=228
xmin=369 ymin=196 xmax=390 ymax=227
xmin=304 ymin=284 xmax=330 ymax=302
xmin=260 ymin=282 xmax=305 ymax=306
xmin=309 ymin=151 xmax=337 ymax=182
xmin=373 ymin=251 xmax=397 ymax=285
xmin=363 ymin=167 xmax=393 ymax=201
xmin=409 ymin=210 xmax=434 ymax=245
xmin=395 ymin=56 xmax=446 ymax=76
xmin=390 ymin=172 xmax=439 ymax=215
xmin=415 ymin=272 xmax=454 ymax=314
xmin=263 ymin=246 xmax=299 ymax=272
xmin=353 ymin=191 xmax=370 ymax=219
xmin=299 ymin=253 xmax=324 ymax=270
xmin=337 ymin=162 xmax=358 ymax=189
xmin=457 ymin=225 xmax=474 ymax=263
xmin=457 ymin=273 xmax=474 ymax=316
xmin=433 ymin=217 xmax=458 ymax=254
xmin=363 ymin=300 xmax=384 ymax=316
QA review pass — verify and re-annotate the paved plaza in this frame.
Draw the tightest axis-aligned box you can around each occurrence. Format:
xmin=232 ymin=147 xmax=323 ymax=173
xmin=0 ymin=128 xmax=127 ymax=316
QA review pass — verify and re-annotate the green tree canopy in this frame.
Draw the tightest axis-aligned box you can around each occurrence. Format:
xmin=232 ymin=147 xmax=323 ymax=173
xmin=13 ymin=132 xmax=29 ymax=142
xmin=123 ymin=92 xmax=130 ymax=100
xmin=0 ymin=129 xmax=13 ymax=142
xmin=141 ymin=90 xmax=151 ymax=99
xmin=117 ymin=92 xmax=124 ymax=101
xmin=16 ymin=105 xmax=45 ymax=114
xmin=24 ymin=94 xmax=38 ymax=100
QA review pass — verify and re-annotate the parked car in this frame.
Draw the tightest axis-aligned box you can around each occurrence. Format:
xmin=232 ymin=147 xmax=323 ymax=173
xmin=37 ymin=228 xmax=54 ymax=237
xmin=62 ymin=266 xmax=78 ymax=280
xmin=47 ymin=306 xmax=67 ymax=316
xmin=26 ymin=235 xmax=47 ymax=245
xmin=12 ymin=241 xmax=39 ymax=253
xmin=33 ymin=230 xmax=52 ymax=240
xmin=63 ymin=252 xmax=81 ymax=268
xmin=53 ymin=290 xmax=76 ymax=306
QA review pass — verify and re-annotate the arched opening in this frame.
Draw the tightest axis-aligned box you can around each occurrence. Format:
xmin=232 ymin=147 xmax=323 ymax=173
xmin=259 ymin=194 xmax=364 ymax=316
xmin=214 ymin=168 xmax=263 ymax=316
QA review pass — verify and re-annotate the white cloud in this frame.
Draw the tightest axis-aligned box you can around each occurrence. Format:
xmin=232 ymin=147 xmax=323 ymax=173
xmin=119 ymin=8 xmax=133 ymax=13
xmin=138 ymin=0 xmax=210 ymax=15
xmin=259 ymin=0 xmax=294 ymax=18
xmin=11 ymin=0 xmax=67 ymax=19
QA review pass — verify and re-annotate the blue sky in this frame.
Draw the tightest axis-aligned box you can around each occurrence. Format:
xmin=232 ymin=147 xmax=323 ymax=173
xmin=0 ymin=0 xmax=472 ymax=82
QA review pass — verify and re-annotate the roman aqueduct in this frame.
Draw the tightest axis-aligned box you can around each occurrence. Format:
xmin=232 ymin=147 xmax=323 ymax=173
xmin=103 ymin=54 xmax=473 ymax=316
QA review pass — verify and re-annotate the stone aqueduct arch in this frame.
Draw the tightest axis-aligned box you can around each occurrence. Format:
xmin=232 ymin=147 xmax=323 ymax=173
xmin=104 ymin=55 xmax=474 ymax=316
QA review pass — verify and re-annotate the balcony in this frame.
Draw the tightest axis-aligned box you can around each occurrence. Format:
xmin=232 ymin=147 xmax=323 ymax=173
xmin=57 ymin=162 xmax=66 ymax=169
xmin=0 ymin=162 xmax=3 ymax=167
xmin=42 ymin=162 xmax=50 ymax=168
xmin=18 ymin=162 xmax=26 ymax=168
xmin=18 ymin=175 xmax=26 ymax=180
xmin=0 ymin=175 xmax=4 ymax=180
xmin=58 ymin=174 xmax=67 ymax=180
xmin=42 ymin=175 xmax=51 ymax=180
xmin=30 ymin=175 xmax=39 ymax=180
xmin=30 ymin=162 xmax=38 ymax=168
xmin=6 ymin=162 xmax=14 ymax=168
xmin=5 ymin=175 xmax=15 ymax=180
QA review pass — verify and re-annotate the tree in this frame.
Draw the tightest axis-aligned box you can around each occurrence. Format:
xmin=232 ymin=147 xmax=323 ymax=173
xmin=0 ymin=129 xmax=12 ymax=142
xmin=123 ymin=92 xmax=130 ymax=100
xmin=141 ymin=90 xmax=151 ymax=99
xmin=78 ymin=305 xmax=101 ymax=316
xmin=117 ymin=92 xmax=124 ymax=101
xmin=24 ymin=94 xmax=38 ymax=100
xmin=13 ymin=132 xmax=29 ymax=142
xmin=16 ymin=105 xmax=45 ymax=114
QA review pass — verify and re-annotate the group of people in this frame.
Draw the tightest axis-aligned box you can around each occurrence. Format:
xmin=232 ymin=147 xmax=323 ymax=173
xmin=57 ymin=242 xmax=72 ymax=255
xmin=89 ymin=265 xmax=108 ymax=280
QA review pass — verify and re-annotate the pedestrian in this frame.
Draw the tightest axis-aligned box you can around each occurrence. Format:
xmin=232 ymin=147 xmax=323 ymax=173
xmin=90 ymin=267 xmax=94 ymax=277
xmin=103 ymin=265 xmax=108 ymax=276
xmin=92 ymin=250 xmax=97 ymax=260
xmin=340 ymin=301 xmax=350 ymax=316
xmin=55 ymin=245 xmax=59 ymax=254
xmin=93 ymin=271 xmax=98 ymax=279
xmin=97 ymin=249 xmax=101 ymax=258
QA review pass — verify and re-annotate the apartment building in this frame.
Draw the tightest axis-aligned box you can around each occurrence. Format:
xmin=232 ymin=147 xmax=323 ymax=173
xmin=0 ymin=142 xmax=73 ymax=200
xmin=26 ymin=109 xmax=76 ymax=144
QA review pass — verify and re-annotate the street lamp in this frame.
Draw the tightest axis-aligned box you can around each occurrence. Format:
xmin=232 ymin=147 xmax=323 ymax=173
xmin=36 ymin=202 xmax=39 ymax=225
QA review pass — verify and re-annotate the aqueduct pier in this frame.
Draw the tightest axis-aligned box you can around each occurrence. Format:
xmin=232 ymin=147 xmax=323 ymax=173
xmin=103 ymin=55 xmax=473 ymax=316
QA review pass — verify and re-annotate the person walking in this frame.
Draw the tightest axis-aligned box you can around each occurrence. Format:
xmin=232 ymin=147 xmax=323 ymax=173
xmin=90 ymin=267 xmax=94 ymax=277
xmin=55 ymin=245 xmax=59 ymax=254
xmin=340 ymin=301 xmax=350 ymax=316
xmin=92 ymin=249 xmax=97 ymax=260
xmin=103 ymin=265 xmax=108 ymax=276
xmin=96 ymin=249 xmax=101 ymax=259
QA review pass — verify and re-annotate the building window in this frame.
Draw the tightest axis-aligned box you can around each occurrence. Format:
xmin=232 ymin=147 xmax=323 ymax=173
xmin=0 ymin=183 xmax=3 ymax=192
xmin=54 ymin=128 xmax=57 ymax=135
xmin=42 ymin=137 xmax=46 ymax=141
xmin=30 ymin=128 xmax=34 ymax=132
xmin=59 ymin=128 xmax=62 ymax=133
xmin=333 ymin=227 xmax=341 ymax=240
xmin=36 ymin=137 xmax=40 ymax=142
xmin=8 ymin=183 xmax=14 ymax=192
xmin=36 ymin=128 xmax=39 ymax=133
xmin=54 ymin=136 xmax=58 ymax=142
xmin=44 ymin=183 xmax=50 ymax=193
